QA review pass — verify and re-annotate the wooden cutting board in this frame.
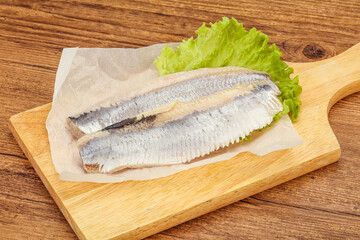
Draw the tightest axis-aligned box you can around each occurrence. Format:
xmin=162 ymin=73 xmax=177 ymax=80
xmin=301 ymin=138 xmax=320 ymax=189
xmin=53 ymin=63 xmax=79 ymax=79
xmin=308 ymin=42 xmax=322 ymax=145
xmin=8 ymin=42 xmax=360 ymax=240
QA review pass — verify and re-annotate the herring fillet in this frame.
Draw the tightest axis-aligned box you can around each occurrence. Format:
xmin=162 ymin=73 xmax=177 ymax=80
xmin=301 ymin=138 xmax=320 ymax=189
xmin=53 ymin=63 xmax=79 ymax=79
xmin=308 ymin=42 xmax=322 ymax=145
xmin=78 ymin=80 xmax=283 ymax=174
xmin=103 ymin=82 xmax=261 ymax=131
xmin=67 ymin=67 xmax=279 ymax=138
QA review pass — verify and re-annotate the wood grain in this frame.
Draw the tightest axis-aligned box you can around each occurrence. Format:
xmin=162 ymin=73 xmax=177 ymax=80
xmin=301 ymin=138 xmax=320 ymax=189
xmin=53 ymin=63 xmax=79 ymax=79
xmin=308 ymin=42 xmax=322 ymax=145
xmin=1 ymin=0 xmax=360 ymax=239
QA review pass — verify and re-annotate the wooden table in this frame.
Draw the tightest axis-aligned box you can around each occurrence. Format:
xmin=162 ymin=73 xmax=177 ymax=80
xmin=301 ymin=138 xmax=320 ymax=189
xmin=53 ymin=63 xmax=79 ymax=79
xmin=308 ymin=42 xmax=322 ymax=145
xmin=1 ymin=1 xmax=359 ymax=239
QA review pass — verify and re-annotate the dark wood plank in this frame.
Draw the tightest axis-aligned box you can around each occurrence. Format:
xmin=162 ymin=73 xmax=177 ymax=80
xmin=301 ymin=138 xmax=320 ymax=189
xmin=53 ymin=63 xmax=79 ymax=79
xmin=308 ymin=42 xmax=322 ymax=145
xmin=0 ymin=0 xmax=359 ymax=239
xmin=0 ymin=155 xmax=77 ymax=239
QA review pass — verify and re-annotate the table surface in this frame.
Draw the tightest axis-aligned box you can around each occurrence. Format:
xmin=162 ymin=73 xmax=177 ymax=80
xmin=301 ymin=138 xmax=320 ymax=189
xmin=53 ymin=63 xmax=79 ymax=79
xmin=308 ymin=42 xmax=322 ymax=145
xmin=1 ymin=1 xmax=360 ymax=239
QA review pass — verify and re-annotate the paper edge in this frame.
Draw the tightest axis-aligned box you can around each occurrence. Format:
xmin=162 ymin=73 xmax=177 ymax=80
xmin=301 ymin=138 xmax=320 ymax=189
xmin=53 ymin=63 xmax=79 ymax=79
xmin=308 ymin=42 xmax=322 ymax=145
xmin=53 ymin=48 xmax=79 ymax=100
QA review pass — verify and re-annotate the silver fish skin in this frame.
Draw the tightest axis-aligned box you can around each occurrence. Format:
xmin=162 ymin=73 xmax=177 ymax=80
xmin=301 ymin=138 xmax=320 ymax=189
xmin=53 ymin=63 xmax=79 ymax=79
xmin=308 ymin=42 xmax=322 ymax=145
xmin=78 ymin=81 xmax=283 ymax=174
xmin=68 ymin=67 xmax=278 ymax=138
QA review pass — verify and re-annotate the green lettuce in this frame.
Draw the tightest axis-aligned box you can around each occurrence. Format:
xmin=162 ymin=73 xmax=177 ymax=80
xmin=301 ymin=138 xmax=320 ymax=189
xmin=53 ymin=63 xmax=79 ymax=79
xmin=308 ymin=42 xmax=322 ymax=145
xmin=154 ymin=17 xmax=302 ymax=121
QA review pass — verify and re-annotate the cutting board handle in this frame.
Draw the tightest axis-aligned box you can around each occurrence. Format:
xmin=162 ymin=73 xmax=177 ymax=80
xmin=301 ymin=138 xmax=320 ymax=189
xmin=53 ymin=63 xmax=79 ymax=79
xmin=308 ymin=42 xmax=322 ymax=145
xmin=292 ymin=42 xmax=360 ymax=112
xmin=325 ymin=42 xmax=360 ymax=110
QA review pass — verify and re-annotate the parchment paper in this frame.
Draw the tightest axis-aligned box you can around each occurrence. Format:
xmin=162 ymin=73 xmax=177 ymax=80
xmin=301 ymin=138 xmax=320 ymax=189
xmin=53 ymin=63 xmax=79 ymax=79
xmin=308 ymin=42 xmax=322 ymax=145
xmin=46 ymin=43 xmax=303 ymax=183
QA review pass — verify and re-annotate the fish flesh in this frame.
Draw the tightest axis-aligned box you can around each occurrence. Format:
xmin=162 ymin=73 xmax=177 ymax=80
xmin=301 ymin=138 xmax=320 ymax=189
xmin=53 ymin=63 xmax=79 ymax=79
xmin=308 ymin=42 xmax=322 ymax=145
xmin=76 ymin=68 xmax=283 ymax=173
xmin=103 ymin=82 xmax=262 ymax=131
xmin=68 ymin=67 xmax=278 ymax=138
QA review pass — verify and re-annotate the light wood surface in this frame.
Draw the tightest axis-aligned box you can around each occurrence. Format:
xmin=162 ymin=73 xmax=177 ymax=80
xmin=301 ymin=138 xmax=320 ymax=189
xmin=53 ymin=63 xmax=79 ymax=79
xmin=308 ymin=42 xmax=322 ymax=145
xmin=2 ymin=1 xmax=360 ymax=239
xmin=8 ymin=42 xmax=360 ymax=239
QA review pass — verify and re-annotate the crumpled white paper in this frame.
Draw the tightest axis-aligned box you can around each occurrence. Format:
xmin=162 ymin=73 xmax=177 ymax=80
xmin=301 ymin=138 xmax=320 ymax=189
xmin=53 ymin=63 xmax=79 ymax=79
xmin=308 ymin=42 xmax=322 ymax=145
xmin=46 ymin=43 xmax=303 ymax=183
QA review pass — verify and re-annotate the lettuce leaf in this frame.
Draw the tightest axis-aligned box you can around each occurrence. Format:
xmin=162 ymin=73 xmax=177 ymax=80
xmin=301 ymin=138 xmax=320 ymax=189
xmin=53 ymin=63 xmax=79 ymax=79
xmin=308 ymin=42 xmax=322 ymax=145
xmin=154 ymin=17 xmax=302 ymax=121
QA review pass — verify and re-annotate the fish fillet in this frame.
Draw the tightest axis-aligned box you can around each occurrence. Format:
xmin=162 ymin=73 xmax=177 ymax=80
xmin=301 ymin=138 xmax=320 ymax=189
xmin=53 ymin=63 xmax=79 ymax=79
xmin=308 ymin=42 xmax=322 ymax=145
xmin=68 ymin=67 xmax=279 ymax=138
xmin=77 ymin=76 xmax=283 ymax=173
